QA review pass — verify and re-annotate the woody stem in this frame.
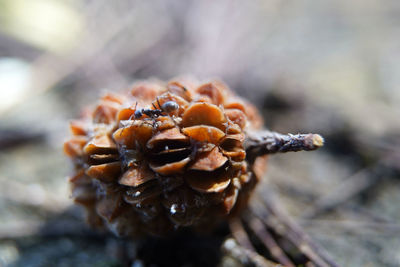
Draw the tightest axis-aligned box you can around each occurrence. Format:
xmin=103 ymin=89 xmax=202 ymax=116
xmin=245 ymin=130 xmax=324 ymax=163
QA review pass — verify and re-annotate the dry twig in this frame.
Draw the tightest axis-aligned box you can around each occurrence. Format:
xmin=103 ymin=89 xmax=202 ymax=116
xmin=245 ymin=130 xmax=324 ymax=163
xmin=0 ymin=220 xmax=100 ymax=240
xmin=301 ymin=164 xmax=381 ymax=219
xmin=229 ymin=219 xmax=282 ymax=267
xmin=0 ymin=129 xmax=44 ymax=150
xmin=245 ymin=216 xmax=295 ymax=267
xmin=249 ymin=196 xmax=339 ymax=267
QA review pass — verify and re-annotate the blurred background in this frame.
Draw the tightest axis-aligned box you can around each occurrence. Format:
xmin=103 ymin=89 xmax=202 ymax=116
xmin=0 ymin=0 xmax=399 ymax=266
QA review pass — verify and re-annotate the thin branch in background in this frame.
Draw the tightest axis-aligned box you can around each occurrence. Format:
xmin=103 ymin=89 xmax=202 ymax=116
xmin=300 ymin=165 xmax=381 ymax=219
xmin=0 ymin=129 xmax=44 ymax=150
xmin=341 ymin=203 xmax=394 ymax=224
xmin=229 ymin=219 xmax=281 ymax=267
xmin=299 ymin=219 xmax=400 ymax=236
xmin=245 ymin=216 xmax=295 ymax=267
xmin=229 ymin=218 xmax=256 ymax=251
xmin=0 ymin=219 xmax=101 ymax=240
xmin=250 ymin=196 xmax=339 ymax=267
xmin=0 ymin=33 xmax=41 ymax=60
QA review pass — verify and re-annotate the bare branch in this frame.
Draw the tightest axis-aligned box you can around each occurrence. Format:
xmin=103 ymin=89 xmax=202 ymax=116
xmin=250 ymin=196 xmax=339 ymax=267
xmin=245 ymin=130 xmax=324 ymax=162
xmin=245 ymin=216 xmax=295 ymax=267
xmin=228 ymin=220 xmax=282 ymax=267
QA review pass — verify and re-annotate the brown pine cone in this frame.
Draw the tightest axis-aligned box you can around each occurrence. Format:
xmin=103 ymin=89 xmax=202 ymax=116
xmin=64 ymin=77 xmax=267 ymax=236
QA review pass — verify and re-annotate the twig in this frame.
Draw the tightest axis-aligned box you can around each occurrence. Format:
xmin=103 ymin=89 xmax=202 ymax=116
xmin=299 ymin=219 xmax=400 ymax=236
xmin=245 ymin=216 xmax=295 ymax=267
xmin=342 ymin=203 xmax=393 ymax=224
xmin=229 ymin=219 xmax=255 ymax=251
xmin=0 ymin=129 xmax=44 ymax=150
xmin=229 ymin=220 xmax=281 ymax=267
xmin=250 ymin=196 xmax=339 ymax=267
xmin=223 ymin=238 xmax=282 ymax=267
xmin=300 ymin=165 xmax=380 ymax=219
xmin=0 ymin=33 xmax=41 ymax=60
xmin=233 ymin=245 xmax=282 ymax=267
xmin=245 ymin=130 xmax=324 ymax=163
xmin=0 ymin=220 xmax=102 ymax=240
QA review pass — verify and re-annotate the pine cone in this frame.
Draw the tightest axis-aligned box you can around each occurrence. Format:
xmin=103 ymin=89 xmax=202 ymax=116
xmin=64 ymin=77 xmax=267 ymax=236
